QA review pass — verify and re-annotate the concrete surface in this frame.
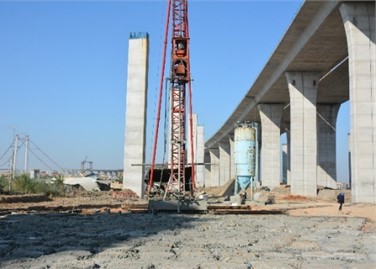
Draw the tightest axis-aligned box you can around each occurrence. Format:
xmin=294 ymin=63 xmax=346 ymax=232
xmin=0 ymin=188 xmax=375 ymax=268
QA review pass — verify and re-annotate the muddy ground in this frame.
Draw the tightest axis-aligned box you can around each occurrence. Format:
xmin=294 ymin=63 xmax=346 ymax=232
xmin=0 ymin=188 xmax=375 ymax=269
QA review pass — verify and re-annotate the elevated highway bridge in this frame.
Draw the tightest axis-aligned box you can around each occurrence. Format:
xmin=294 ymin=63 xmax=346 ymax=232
xmin=202 ymin=0 xmax=375 ymax=203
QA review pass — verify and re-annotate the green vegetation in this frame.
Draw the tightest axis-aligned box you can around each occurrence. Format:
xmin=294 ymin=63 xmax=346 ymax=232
xmin=0 ymin=175 xmax=8 ymax=191
xmin=0 ymin=174 xmax=66 ymax=196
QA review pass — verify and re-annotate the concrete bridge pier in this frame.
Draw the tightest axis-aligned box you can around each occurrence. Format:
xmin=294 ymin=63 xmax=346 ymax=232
xmin=195 ymin=125 xmax=205 ymax=188
xmin=204 ymin=151 xmax=211 ymax=188
xmin=340 ymin=2 xmax=376 ymax=203
xmin=284 ymin=122 xmax=291 ymax=185
xmin=187 ymin=114 xmax=207 ymax=188
xmin=219 ymin=142 xmax=231 ymax=187
xmin=207 ymin=148 xmax=220 ymax=187
xmin=123 ymin=33 xmax=149 ymax=199
xmin=187 ymin=114 xmax=197 ymax=167
xmin=317 ymin=104 xmax=340 ymax=189
xmin=229 ymin=137 xmax=236 ymax=183
xmin=286 ymin=72 xmax=319 ymax=197
xmin=258 ymin=103 xmax=284 ymax=188
xmin=282 ymin=143 xmax=288 ymax=185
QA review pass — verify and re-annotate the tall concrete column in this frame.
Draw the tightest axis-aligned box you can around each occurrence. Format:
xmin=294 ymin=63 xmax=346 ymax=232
xmin=207 ymin=148 xmax=220 ymax=187
xmin=186 ymin=114 xmax=206 ymax=188
xmin=219 ymin=142 xmax=231 ymax=186
xmin=229 ymin=136 xmax=236 ymax=181
xmin=204 ymin=150 xmax=211 ymax=188
xmin=282 ymin=144 xmax=288 ymax=185
xmin=187 ymin=114 xmax=197 ymax=165
xmin=195 ymin=125 xmax=205 ymax=187
xmin=286 ymin=72 xmax=319 ymax=196
xmin=340 ymin=2 xmax=376 ymax=203
xmin=284 ymin=123 xmax=291 ymax=185
xmin=317 ymin=104 xmax=339 ymax=189
xmin=123 ymin=33 xmax=149 ymax=198
xmin=258 ymin=103 xmax=284 ymax=188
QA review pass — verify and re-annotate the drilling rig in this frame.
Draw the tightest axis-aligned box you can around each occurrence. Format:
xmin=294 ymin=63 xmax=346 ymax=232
xmin=147 ymin=0 xmax=206 ymax=212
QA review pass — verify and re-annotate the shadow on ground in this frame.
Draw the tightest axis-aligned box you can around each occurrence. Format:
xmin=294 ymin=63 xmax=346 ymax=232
xmin=0 ymin=212 xmax=207 ymax=264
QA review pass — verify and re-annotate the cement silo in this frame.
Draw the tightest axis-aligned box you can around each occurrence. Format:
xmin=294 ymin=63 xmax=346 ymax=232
xmin=234 ymin=121 xmax=258 ymax=194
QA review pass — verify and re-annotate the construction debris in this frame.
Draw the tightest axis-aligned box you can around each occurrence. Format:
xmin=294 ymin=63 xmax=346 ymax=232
xmin=63 ymin=176 xmax=100 ymax=191
xmin=111 ymin=189 xmax=139 ymax=200
xmin=0 ymin=194 xmax=51 ymax=204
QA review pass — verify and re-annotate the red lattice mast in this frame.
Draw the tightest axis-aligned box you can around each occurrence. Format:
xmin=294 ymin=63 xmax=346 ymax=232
xmin=148 ymin=0 xmax=195 ymax=195
xmin=168 ymin=0 xmax=194 ymax=193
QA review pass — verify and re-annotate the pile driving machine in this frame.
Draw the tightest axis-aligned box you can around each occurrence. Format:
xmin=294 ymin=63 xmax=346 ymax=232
xmin=146 ymin=0 xmax=207 ymax=212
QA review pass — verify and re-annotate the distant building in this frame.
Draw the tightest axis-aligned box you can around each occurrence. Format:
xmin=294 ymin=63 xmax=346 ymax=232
xmin=30 ymin=169 xmax=40 ymax=179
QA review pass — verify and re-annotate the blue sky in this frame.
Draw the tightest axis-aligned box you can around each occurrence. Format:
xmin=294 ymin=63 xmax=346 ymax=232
xmin=0 ymin=0 xmax=350 ymax=182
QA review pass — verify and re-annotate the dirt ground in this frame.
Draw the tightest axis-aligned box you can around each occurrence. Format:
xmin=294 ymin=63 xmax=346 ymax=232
xmin=0 ymin=187 xmax=375 ymax=269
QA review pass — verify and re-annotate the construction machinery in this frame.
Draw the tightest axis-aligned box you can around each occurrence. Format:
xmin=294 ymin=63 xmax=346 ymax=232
xmin=146 ymin=0 xmax=206 ymax=212
xmin=80 ymin=156 xmax=93 ymax=175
